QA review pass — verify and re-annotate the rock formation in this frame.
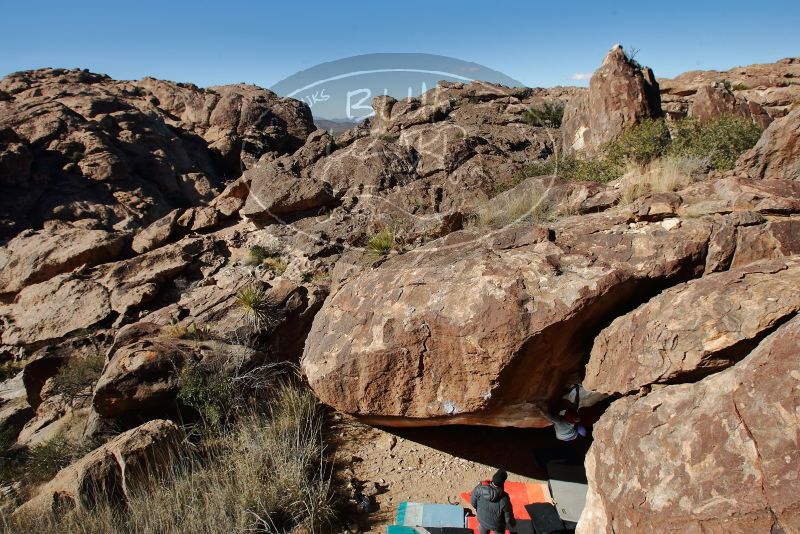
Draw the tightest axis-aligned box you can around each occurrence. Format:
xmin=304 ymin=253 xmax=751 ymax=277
xmin=579 ymin=316 xmax=800 ymax=533
xmin=561 ymin=45 xmax=661 ymax=155
xmin=659 ymin=57 xmax=800 ymax=121
xmin=1 ymin=50 xmax=799 ymax=529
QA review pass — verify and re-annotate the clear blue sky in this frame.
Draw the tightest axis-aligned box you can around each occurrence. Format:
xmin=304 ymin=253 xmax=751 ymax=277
xmin=2 ymin=0 xmax=799 ymax=89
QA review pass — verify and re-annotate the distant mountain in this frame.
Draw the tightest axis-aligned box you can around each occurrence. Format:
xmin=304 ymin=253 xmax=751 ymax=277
xmin=314 ymin=117 xmax=362 ymax=135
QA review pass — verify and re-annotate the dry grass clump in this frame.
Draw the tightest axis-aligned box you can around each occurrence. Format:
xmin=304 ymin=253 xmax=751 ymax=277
xmin=164 ymin=322 xmax=213 ymax=341
xmin=619 ymin=156 xmax=707 ymax=204
xmin=3 ymin=383 xmax=338 ymax=534
xmin=475 ymin=184 xmax=580 ymax=227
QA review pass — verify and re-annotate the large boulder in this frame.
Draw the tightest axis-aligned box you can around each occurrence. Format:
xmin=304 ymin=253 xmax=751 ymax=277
xmin=13 ymin=419 xmax=181 ymax=517
xmin=578 ymin=315 xmax=800 ymax=533
xmin=242 ymin=130 xmax=336 ymax=220
xmin=562 ymin=46 xmax=661 ymax=155
xmin=301 ymin=212 xmax=714 ymax=427
xmin=93 ymin=335 xmax=266 ymax=418
xmin=736 ymin=107 xmax=800 ymax=180
xmin=584 ymin=257 xmax=800 ymax=395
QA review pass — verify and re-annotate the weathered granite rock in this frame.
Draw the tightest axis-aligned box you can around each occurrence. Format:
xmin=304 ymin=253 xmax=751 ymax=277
xmin=578 ymin=315 xmax=800 ymax=533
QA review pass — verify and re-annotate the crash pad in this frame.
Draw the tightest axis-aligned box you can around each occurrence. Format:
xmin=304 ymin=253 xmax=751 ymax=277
xmin=395 ymin=502 xmax=466 ymax=528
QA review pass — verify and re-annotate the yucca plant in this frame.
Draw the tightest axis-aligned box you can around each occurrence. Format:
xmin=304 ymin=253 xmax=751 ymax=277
xmin=366 ymin=228 xmax=396 ymax=256
xmin=235 ymin=285 xmax=277 ymax=331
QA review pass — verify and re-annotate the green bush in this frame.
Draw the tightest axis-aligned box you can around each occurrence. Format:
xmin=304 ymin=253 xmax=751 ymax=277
xmin=177 ymin=364 xmax=235 ymax=426
xmin=521 ymin=114 xmax=761 ymax=184
xmin=521 ymin=101 xmax=565 ymax=127
xmin=667 ymin=115 xmax=762 ymax=170
xmin=521 ymin=155 xmax=623 ymax=183
xmin=604 ymin=118 xmax=671 ymax=165
xmin=50 ymin=353 xmax=105 ymax=403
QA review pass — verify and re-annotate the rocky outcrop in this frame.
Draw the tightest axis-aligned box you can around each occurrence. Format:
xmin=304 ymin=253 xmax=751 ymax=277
xmin=578 ymin=316 xmax=800 ymax=533
xmin=736 ymin=107 xmax=800 ymax=180
xmin=659 ymin=57 xmax=800 ymax=120
xmin=0 ymin=68 xmax=314 ymax=240
xmin=562 ymin=45 xmax=661 ymax=155
xmin=242 ymin=130 xmax=336 ymax=220
xmin=585 ymin=258 xmax=800 ymax=395
xmin=14 ymin=419 xmax=181 ymax=516
xmin=93 ymin=335 xmax=266 ymax=418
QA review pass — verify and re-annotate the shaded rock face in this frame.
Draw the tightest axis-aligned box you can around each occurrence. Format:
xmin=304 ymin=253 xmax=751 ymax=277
xmin=14 ymin=419 xmax=181 ymax=516
xmin=562 ymin=46 xmax=661 ymax=155
xmin=736 ymin=107 xmax=800 ymax=180
xmin=578 ymin=316 xmax=800 ymax=534
xmin=585 ymin=257 xmax=800 ymax=395
xmin=0 ymin=68 xmax=314 ymax=240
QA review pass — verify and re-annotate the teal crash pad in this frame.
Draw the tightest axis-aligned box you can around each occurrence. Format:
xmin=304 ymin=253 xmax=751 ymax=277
xmin=394 ymin=502 xmax=465 ymax=528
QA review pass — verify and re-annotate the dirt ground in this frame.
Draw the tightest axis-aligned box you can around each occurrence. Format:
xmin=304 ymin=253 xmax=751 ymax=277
xmin=330 ymin=415 xmax=583 ymax=533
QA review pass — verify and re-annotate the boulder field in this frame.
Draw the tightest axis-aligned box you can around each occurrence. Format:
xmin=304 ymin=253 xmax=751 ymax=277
xmin=1 ymin=47 xmax=799 ymax=531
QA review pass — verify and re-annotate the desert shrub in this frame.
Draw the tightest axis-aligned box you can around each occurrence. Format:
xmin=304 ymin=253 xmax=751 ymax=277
xmin=3 ymin=383 xmax=339 ymax=533
xmin=23 ymin=436 xmax=76 ymax=483
xmin=378 ymin=134 xmax=399 ymax=143
xmin=177 ymin=364 xmax=235 ymax=427
xmin=604 ymin=118 xmax=671 ymax=165
xmin=236 ymin=285 xmax=278 ymax=331
xmin=521 ymin=101 xmax=565 ymax=127
xmin=366 ymin=228 xmax=396 ymax=256
xmin=521 ymin=155 xmax=623 ymax=183
xmin=667 ymin=115 xmax=762 ymax=170
xmin=50 ymin=352 xmax=105 ymax=403
xmin=731 ymin=82 xmax=750 ymax=91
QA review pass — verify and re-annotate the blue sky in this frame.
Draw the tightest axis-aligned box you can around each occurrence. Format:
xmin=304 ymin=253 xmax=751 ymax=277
xmin=2 ymin=0 xmax=799 ymax=90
